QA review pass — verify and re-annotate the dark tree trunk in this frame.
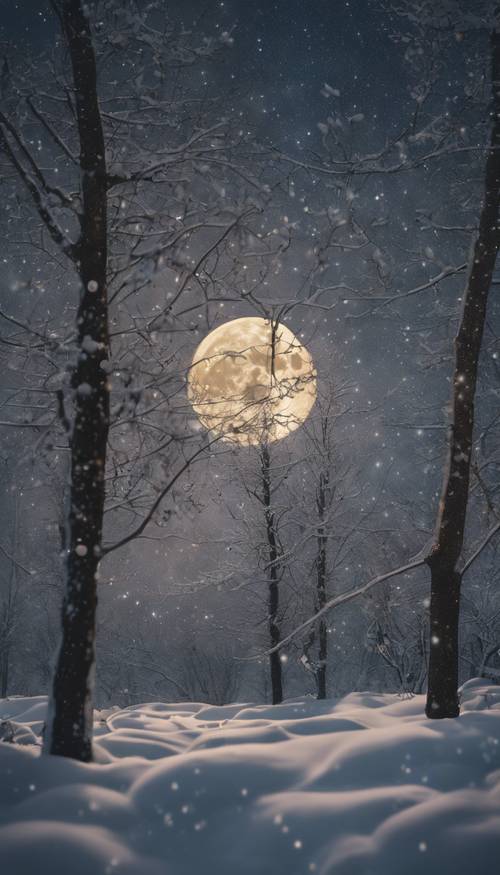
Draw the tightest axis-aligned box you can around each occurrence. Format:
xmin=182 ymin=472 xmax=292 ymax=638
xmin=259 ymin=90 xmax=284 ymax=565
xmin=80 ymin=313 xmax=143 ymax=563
xmin=45 ymin=0 xmax=109 ymax=760
xmin=1 ymin=501 xmax=18 ymax=701
xmin=425 ymin=24 xmax=500 ymax=719
xmin=316 ymin=470 xmax=328 ymax=699
xmin=317 ymin=621 xmax=327 ymax=700
xmin=261 ymin=444 xmax=283 ymax=704
xmin=0 ymin=650 xmax=9 ymax=698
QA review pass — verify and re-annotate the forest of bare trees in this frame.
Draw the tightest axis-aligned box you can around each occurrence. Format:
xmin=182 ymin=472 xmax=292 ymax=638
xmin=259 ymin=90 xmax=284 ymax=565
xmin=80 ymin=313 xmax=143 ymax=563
xmin=1 ymin=0 xmax=500 ymax=763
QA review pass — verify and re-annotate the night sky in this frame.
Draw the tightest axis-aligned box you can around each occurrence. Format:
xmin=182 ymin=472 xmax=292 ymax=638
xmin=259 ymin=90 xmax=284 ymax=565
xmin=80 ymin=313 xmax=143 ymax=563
xmin=1 ymin=0 xmax=407 ymax=146
xmin=0 ymin=0 xmax=461 ymax=581
xmin=214 ymin=0 xmax=407 ymax=139
xmin=1 ymin=0 xmax=493 ymax=687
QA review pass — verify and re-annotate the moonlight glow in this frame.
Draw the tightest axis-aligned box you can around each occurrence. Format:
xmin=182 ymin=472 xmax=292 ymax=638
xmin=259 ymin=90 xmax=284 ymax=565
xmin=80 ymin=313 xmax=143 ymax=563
xmin=188 ymin=317 xmax=317 ymax=444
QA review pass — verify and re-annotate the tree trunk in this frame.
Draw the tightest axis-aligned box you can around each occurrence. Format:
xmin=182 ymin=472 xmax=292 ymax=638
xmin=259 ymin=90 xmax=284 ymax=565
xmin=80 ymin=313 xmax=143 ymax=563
xmin=317 ymin=620 xmax=327 ymax=700
xmin=316 ymin=470 xmax=328 ymax=699
xmin=1 ymin=498 xmax=19 ymax=700
xmin=0 ymin=650 xmax=9 ymax=699
xmin=44 ymin=0 xmax=109 ymax=760
xmin=261 ymin=444 xmax=283 ymax=704
xmin=425 ymin=23 xmax=500 ymax=719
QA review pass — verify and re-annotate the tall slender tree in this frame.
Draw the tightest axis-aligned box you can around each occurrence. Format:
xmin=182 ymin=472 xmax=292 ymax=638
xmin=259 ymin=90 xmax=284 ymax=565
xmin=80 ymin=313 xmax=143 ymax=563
xmin=0 ymin=0 xmax=111 ymax=759
xmin=0 ymin=0 xmax=116 ymax=760
xmin=41 ymin=0 xmax=110 ymax=759
xmin=268 ymin=1 xmax=500 ymax=718
xmin=1 ymin=0 xmax=271 ymax=757
xmin=425 ymin=16 xmax=500 ymax=718
xmin=260 ymin=442 xmax=284 ymax=704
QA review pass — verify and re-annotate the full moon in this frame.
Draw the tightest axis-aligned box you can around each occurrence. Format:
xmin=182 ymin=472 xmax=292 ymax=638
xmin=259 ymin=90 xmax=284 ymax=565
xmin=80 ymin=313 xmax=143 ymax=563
xmin=188 ymin=317 xmax=316 ymax=444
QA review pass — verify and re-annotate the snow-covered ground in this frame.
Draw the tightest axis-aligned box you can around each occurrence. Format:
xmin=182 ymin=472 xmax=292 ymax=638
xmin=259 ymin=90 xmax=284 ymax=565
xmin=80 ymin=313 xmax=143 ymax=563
xmin=0 ymin=679 xmax=499 ymax=874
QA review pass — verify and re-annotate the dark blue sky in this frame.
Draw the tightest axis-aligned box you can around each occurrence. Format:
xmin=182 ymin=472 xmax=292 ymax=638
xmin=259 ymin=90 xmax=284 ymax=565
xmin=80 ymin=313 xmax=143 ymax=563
xmin=0 ymin=0 xmax=408 ymax=144
xmin=195 ymin=0 xmax=408 ymax=146
xmin=1 ymin=1 xmax=496 ymax=691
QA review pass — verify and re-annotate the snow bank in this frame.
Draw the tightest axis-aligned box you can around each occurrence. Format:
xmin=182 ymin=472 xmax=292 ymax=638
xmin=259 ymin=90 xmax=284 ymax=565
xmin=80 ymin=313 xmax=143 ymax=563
xmin=0 ymin=679 xmax=499 ymax=874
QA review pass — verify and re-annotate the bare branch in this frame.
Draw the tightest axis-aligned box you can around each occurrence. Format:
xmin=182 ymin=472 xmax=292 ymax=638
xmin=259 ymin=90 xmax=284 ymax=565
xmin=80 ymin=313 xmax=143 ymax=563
xmin=461 ymin=522 xmax=500 ymax=575
xmin=101 ymin=435 xmax=222 ymax=556
xmin=0 ymin=121 xmax=75 ymax=257
xmin=258 ymin=554 xmax=428 ymax=657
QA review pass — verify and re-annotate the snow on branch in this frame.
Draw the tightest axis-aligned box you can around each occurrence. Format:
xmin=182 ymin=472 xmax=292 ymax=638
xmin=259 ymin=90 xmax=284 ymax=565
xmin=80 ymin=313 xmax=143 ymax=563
xmin=101 ymin=435 xmax=222 ymax=557
xmin=0 ymin=116 xmax=76 ymax=258
xmin=461 ymin=521 xmax=500 ymax=575
xmin=261 ymin=555 xmax=428 ymax=656
xmin=260 ymin=515 xmax=500 ymax=657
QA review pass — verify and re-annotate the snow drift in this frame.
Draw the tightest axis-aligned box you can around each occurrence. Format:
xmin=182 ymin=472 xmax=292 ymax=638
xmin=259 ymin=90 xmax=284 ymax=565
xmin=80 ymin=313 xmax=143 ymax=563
xmin=1 ymin=679 xmax=499 ymax=874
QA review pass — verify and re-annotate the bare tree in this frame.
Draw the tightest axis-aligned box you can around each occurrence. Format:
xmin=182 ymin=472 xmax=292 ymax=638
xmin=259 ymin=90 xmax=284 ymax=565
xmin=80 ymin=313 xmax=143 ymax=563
xmin=362 ymin=580 xmax=428 ymax=696
xmin=259 ymin=442 xmax=284 ymax=703
xmin=2 ymin=0 xmax=113 ymax=759
xmin=460 ymin=549 xmax=500 ymax=682
xmin=179 ymin=641 xmax=241 ymax=706
xmin=298 ymin=386 xmax=351 ymax=699
xmin=259 ymin=1 xmax=500 ymax=717
xmin=0 ymin=0 xmax=272 ymax=757
xmin=424 ymin=14 xmax=500 ymax=717
xmin=0 ymin=498 xmax=22 ymax=697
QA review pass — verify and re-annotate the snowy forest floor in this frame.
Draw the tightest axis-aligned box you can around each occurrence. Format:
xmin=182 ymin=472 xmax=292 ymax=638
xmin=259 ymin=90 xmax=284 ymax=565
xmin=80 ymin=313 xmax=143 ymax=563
xmin=0 ymin=680 xmax=499 ymax=874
